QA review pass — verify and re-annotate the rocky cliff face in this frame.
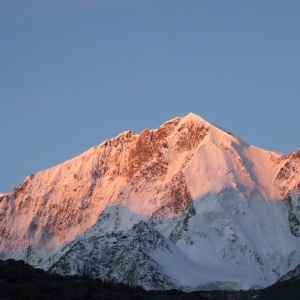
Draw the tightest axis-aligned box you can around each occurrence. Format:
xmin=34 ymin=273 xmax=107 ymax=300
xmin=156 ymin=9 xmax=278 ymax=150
xmin=1 ymin=113 xmax=300 ymax=290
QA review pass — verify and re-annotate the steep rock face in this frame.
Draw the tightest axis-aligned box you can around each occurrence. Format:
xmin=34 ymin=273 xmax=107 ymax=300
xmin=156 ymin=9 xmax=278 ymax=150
xmin=275 ymin=149 xmax=300 ymax=196
xmin=1 ymin=112 xmax=300 ymax=290
xmin=283 ymin=194 xmax=300 ymax=237
xmin=47 ymin=221 xmax=178 ymax=290
xmin=0 ymin=116 xmax=182 ymax=253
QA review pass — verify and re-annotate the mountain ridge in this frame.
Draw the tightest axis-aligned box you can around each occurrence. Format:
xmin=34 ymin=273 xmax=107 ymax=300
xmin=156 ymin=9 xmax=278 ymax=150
xmin=1 ymin=112 xmax=300 ymax=290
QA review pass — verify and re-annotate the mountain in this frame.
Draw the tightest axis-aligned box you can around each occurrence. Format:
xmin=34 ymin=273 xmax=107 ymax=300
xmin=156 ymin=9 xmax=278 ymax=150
xmin=1 ymin=112 xmax=300 ymax=291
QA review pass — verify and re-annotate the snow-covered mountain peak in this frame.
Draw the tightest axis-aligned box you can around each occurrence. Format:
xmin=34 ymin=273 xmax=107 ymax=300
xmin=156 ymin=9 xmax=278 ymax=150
xmin=175 ymin=113 xmax=245 ymax=151
xmin=1 ymin=113 xmax=300 ymax=291
xmin=181 ymin=112 xmax=209 ymax=124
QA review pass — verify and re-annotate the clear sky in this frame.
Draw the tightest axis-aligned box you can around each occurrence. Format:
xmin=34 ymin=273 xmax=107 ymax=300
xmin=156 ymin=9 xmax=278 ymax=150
xmin=1 ymin=0 xmax=300 ymax=193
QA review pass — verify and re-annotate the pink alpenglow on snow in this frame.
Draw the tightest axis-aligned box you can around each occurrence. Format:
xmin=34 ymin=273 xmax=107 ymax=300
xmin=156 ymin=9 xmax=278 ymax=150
xmin=0 ymin=113 xmax=300 ymax=291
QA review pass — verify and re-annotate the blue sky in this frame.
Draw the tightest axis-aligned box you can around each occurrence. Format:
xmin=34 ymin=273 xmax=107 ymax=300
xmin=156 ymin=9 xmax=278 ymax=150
xmin=1 ymin=0 xmax=300 ymax=192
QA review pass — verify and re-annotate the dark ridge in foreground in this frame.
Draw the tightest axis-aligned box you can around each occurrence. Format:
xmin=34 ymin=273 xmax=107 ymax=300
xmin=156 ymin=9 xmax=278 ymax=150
xmin=0 ymin=260 xmax=300 ymax=300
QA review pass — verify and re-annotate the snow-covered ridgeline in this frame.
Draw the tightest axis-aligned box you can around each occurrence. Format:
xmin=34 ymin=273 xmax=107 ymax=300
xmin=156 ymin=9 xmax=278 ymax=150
xmin=0 ymin=113 xmax=300 ymax=290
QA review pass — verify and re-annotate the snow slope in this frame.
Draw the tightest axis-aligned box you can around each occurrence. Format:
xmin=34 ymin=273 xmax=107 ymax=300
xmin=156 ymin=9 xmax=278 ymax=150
xmin=1 ymin=112 xmax=300 ymax=290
